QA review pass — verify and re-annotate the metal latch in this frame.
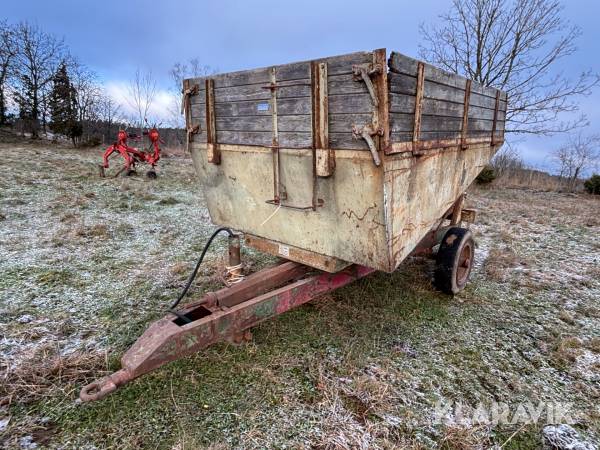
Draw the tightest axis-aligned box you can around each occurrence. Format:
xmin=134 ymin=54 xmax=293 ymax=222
xmin=352 ymin=124 xmax=383 ymax=166
xmin=181 ymin=83 xmax=200 ymax=144
xmin=352 ymin=63 xmax=383 ymax=166
xmin=352 ymin=63 xmax=382 ymax=107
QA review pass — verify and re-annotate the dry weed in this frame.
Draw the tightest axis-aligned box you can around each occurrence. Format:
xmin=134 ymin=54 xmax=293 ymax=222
xmin=0 ymin=343 xmax=107 ymax=406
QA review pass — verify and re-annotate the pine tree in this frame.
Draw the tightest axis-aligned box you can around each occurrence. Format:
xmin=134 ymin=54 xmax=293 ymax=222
xmin=48 ymin=63 xmax=81 ymax=145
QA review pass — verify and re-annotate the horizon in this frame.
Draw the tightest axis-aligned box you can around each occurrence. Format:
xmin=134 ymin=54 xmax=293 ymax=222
xmin=4 ymin=0 xmax=600 ymax=173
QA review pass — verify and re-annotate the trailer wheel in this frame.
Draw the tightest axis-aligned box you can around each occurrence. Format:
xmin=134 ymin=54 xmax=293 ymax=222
xmin=146 ymin=170 xmax=157 ymax=179
xmin=434 ymin=227 xmax=474 ymax=295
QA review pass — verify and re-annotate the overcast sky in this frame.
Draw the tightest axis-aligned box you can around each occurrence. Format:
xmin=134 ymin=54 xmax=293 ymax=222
xmin=4 ymin=0 xmax=600 ymax=171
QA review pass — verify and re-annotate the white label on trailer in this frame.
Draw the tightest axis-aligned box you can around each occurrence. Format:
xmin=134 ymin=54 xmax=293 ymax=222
xmin=257 ymin=102 xmax=270 ymax=112
xmin=278 ymin=244 xmax=289 ymax=257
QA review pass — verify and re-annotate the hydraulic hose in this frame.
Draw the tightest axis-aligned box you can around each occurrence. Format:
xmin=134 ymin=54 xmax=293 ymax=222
xmin=169 ymin=227 xmax=233 ymax=322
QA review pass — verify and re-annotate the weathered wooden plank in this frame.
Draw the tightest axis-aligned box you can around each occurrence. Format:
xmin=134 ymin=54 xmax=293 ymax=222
xmin=389 ymin=51 xmax=502 ymax=100
xmin=189 ymin=89 xmax=207 ymax=105
xmin=329 ymin=132 xmax=369 ymax=150
xmin=389 ymin=72 xmax=507 ymax=111
xmin=277 ymin=84 xmax=311 ymax=99
xmin=207 ymin=98 xmax=311 ymax=117
xmin=279 ymin=131 xmax=312 ymax=148
xmin=213 ymin=67 xmax=272 ymax=89
xmin=467 ymin=118 xmax=505 ymax=132
xmin=327 ymin=73 xmax=369 ymax=95
xmin=214 ymin=130 xmax=312 ymax=148
xmin=188 ymin=51 xmax=373 ymax=92
xmin=391 ymin=130 xmax=462 ymax=142
xmin=328 ymin=93 xmax=374 ymax=114
xmin=390 ymin=94 xmax=498 ymax=121
xmin=215 ymin=115 xmax=311 ymax=133
xmin=329 ymin=113 xmax=373 ymax=133
xmin=214 ymin=84 xmax=271 ymax=103
xmin=390 ymin=114 xmax=505 ymax=135
xmin=391 ymin=113 xmax=462 ymax=133
xmin=275 ymin=51 xmax=373 ymax=81
xmin=191 ymin=103 xmax=206 ymax=120
xmin=209 ymin=82 xmax=313 ymax=103
xmin=277 ymin=98 xmax=312 ymax=116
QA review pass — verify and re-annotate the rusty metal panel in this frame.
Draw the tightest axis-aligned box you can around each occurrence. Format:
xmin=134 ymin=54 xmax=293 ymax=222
xmin=189 ymin=143 xmax=389 ymax=271
xmin=383 ymin=141 xmax=500 ymax=270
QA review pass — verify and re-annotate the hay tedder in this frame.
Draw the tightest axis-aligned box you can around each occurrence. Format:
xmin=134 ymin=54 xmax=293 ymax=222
xmin=80 ymin=49 xmax=506 ymax=402
xmin=99 ymin=124 xmax=162 ymax=178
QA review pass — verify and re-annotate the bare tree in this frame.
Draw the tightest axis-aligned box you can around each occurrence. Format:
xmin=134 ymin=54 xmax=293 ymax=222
xmin=69 ymin=59 xmax=101 ymax=125
xmin=0 ymin=20 xmax=18 ymax=125
xmin=127 ymin=68 xmax=156 ymax=133
xmin=96 ymin=93 xmax=123 ymax=143
xmin=168 ymin=59 xmax=214 ymax=128
xmin=419 ymin=0 xmax=600 ymax=135
xmin=491 ymin=143 xmax=525 ymax=177
xmin=553 ymin=133 xmax=599 ymax=191
xmin=13 ymin=22 xmax=66 ymax=137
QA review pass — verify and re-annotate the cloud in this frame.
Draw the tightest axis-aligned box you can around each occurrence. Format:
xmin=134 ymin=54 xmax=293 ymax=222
xmin=104 ymin=81 xmax=179 ymax=126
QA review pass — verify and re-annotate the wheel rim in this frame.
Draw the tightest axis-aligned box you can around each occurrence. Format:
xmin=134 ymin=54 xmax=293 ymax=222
xmin=456 ymin=241 xmax=473 ymax=287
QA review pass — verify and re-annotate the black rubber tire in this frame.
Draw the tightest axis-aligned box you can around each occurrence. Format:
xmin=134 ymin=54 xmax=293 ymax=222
xmin=146 ymin=170 xmax=157 ymax=179
xmin=124 ymin=169 xmax=137 ymax=177
xmin=434 ymin=227 xmax=475 ymax=295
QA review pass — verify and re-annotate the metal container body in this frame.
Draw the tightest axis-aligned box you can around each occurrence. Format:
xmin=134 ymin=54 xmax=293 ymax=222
xmin=185 ymin=49 xmax=507 ymax=272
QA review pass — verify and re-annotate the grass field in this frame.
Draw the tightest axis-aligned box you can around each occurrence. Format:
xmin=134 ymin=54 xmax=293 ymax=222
xmin=1 ymin=141 xmax=599 ymax=449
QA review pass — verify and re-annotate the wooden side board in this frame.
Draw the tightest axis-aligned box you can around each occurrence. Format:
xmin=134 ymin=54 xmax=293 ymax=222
xmin=184 ymin=50 xmax=508 ymax=156
xmin=187 ymin=51 xmax=379 ymax=151
xmin=387 ymin=51 xmax=507 ymax=151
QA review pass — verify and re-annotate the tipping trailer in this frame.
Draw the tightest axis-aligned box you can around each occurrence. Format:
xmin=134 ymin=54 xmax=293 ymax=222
xmin=80 ymin=49 xmax=506 ymax=401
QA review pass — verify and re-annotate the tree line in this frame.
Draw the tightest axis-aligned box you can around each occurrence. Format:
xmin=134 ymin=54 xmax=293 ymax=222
xmin=0 ymin=21 xmax=125 ymax=145
xmin=0 ymin=20 xmax=208 ymax=147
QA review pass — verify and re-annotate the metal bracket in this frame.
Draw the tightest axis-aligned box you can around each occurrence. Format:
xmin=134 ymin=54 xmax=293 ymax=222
xmin=352 ymin=124 xmax=383 ymax=166
xmin=180 ymin=83 xmax=199 ymax=114
xmin=352 ymin=62 xmax=384 ymax=167
xmin=182 ymin=82 xmax=200 ymax=147
xmin=352 ymin=63 xmax=382 ymax=107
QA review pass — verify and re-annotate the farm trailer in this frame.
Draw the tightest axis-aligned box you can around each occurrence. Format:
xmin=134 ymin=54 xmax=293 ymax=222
xmin=80 ymin=49 xmax=507 ymax=401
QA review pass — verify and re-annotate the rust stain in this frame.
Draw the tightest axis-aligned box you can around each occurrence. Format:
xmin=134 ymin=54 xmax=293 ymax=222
xmin=341 ymin=203 xmax=378 ymax=221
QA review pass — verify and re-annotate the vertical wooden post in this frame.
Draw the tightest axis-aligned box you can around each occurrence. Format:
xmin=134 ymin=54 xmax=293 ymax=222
xmin=205 ymin=78 xmax=220 ymax=164
xmin=461 ymin=79 xmax=472 ymax=150
xmin=491 ymin=90 xmax=500 ymax=146
xmin=412 ymin=62 xmax=425 ymax=153
xmin=374 ymin=48 xmax=390 ymax=154
xmin=312 ymin=61 xmax=333 ymax=177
